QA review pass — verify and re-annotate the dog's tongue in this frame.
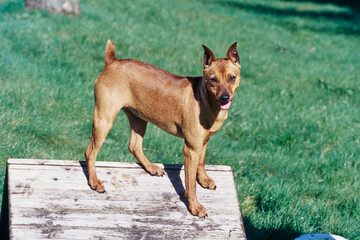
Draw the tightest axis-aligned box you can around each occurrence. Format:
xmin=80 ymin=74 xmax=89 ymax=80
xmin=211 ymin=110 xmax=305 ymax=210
xmin=220 ymin=101 xmax=232 ymax=110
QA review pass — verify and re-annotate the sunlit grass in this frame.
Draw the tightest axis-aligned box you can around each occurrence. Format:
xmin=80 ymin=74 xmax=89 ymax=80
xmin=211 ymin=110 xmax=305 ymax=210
xmin=1 ymin=0 xmax=359 ymax=239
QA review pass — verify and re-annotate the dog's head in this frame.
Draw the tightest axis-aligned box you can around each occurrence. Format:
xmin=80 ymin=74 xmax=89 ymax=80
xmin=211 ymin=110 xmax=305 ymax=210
xmin=202 ymin=43 xmax=241 ymax=110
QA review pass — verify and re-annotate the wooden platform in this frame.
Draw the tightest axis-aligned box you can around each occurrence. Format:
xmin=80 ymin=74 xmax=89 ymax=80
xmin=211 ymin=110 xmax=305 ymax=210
xmin=3 ymin=159 xmax=247 ymax=239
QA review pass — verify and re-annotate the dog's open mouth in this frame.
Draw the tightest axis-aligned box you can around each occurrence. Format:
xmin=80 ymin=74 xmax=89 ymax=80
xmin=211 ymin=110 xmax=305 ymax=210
xmin=219 ymin=101 xmax=232 ymax=110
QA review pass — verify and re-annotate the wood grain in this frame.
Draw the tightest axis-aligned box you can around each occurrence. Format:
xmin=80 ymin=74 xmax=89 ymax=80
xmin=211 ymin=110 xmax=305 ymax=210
xmin=6 ymin=159 xmax=247 ymax=240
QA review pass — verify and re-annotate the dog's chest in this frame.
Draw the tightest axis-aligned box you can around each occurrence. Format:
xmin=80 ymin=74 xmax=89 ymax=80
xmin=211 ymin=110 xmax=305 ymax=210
xmin=209 ymin=111 xmax=228 ymax=133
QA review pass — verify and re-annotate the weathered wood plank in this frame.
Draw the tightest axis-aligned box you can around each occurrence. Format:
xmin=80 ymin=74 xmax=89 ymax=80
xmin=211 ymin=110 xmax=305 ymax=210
xmin=10 ymin=209 xmax=243 ymax=233
xmin=6 ymin=159 xmax=247 ymax=240
xmin=7 ymin=170 xmax=238 ymax=194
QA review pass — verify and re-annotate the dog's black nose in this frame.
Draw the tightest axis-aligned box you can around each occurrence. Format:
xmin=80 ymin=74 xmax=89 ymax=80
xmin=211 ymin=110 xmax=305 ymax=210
xmin=219 ymin=94 xmax=230 ymax=104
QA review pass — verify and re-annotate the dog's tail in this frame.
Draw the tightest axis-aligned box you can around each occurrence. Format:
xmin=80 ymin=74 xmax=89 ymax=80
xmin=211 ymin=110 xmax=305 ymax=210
xmin=104 ymin=40 xmax=117 ymax=66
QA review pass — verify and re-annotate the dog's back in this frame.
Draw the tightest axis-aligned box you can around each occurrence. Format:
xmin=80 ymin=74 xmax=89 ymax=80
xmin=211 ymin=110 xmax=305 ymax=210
xmin=96 ymin=42 xmax=196 ymax=138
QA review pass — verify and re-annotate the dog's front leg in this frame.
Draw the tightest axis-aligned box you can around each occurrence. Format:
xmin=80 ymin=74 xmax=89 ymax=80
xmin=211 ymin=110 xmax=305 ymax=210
xmin=183 ymin=142 xmax=207 ymax=218
xmin=197 ymin=142 xmax=216 ymax=190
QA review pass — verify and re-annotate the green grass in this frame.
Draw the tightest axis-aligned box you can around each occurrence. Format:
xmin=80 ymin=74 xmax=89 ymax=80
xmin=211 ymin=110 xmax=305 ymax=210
xmin=1 ymin=0 xmax=360 ymax=239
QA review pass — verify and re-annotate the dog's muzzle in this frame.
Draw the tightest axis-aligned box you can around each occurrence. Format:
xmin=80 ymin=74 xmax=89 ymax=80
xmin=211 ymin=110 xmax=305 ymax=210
xmin=219 ymin=94 xmax=230 ymax=104
xmin=219 ymin=94 xmax=232 ymax=110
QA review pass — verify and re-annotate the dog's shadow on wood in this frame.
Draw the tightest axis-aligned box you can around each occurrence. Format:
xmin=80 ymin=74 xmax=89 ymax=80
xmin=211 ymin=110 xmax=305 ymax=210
xmin=80 ymin=161 xmax=89 ymax=183
xmin=163 ymin=164 xmax=189 ymax=209
xmin=79 ymin=161 xmax=189 ymax=209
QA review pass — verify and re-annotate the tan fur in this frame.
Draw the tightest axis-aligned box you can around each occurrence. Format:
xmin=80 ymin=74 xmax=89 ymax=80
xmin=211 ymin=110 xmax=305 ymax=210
xmin=85 ymin=40 xmax=241 ymax=218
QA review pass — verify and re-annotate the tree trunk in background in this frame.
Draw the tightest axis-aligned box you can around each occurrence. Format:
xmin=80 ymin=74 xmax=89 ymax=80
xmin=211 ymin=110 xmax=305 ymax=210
xmin=26 ymin=0 xmax=81 ymax=16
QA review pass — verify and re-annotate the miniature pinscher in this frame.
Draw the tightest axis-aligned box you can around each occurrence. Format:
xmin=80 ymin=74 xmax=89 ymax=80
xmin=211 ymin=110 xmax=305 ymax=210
xmin=85 ymin=40 xmax=241 ymax=218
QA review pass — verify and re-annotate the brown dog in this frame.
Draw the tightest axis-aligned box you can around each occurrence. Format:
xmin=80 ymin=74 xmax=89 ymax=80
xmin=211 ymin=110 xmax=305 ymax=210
xmin=85 ymin=40 xmax=241 ymax=218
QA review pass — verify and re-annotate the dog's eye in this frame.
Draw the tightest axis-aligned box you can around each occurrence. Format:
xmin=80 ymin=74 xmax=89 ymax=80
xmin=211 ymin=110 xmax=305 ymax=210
xmin=228 ymin=76 xmax=236 ymax=82
xmin=210 ymin=78 xmax=218 ymax=83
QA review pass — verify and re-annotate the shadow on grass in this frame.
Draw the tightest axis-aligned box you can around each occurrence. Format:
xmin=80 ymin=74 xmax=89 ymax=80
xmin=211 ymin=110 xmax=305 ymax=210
xmin=0 ymin=166 xmax=9 ymax=240
xmin=243 ymin=217 xmax=303 ymax=240
xmin=0 ymin=0 xmax=26 ymax=16
xmin=215 ymin=0 xmax=360 ymax=35
xmin=287 ymin=0 xmax=360 ymax=12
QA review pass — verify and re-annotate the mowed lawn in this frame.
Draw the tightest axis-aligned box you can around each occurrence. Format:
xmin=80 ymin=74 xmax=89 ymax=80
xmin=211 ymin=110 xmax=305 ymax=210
xmin=0 ymin=0 xmax=359 ymax=239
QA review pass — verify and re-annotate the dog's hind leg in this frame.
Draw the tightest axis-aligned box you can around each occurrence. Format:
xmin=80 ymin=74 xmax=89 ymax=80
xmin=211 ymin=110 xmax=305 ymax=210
xmin=85 ymin=93 xmax=121 ymax=193
xmin=124 ymin=110 xmax=164 ymax=176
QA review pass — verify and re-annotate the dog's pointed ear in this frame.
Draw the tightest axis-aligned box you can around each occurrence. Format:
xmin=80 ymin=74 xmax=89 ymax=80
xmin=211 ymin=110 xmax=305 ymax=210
xmin=226 ymin=42 xmax=240 ymax=66
xmin=202 ymin=45 xmax=215 ymax=68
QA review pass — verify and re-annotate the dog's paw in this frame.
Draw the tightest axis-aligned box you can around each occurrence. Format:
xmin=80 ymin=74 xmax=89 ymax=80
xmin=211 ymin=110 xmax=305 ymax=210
xmin=89 ymin=178 xmax=106 ymax=193
xmin=198 ymin=175 xmax=216 ymax=190
xmin=189 ymin=201 xmax=207 ymax=218
xmin=146 ymin=164 xmax=165 ymax=177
